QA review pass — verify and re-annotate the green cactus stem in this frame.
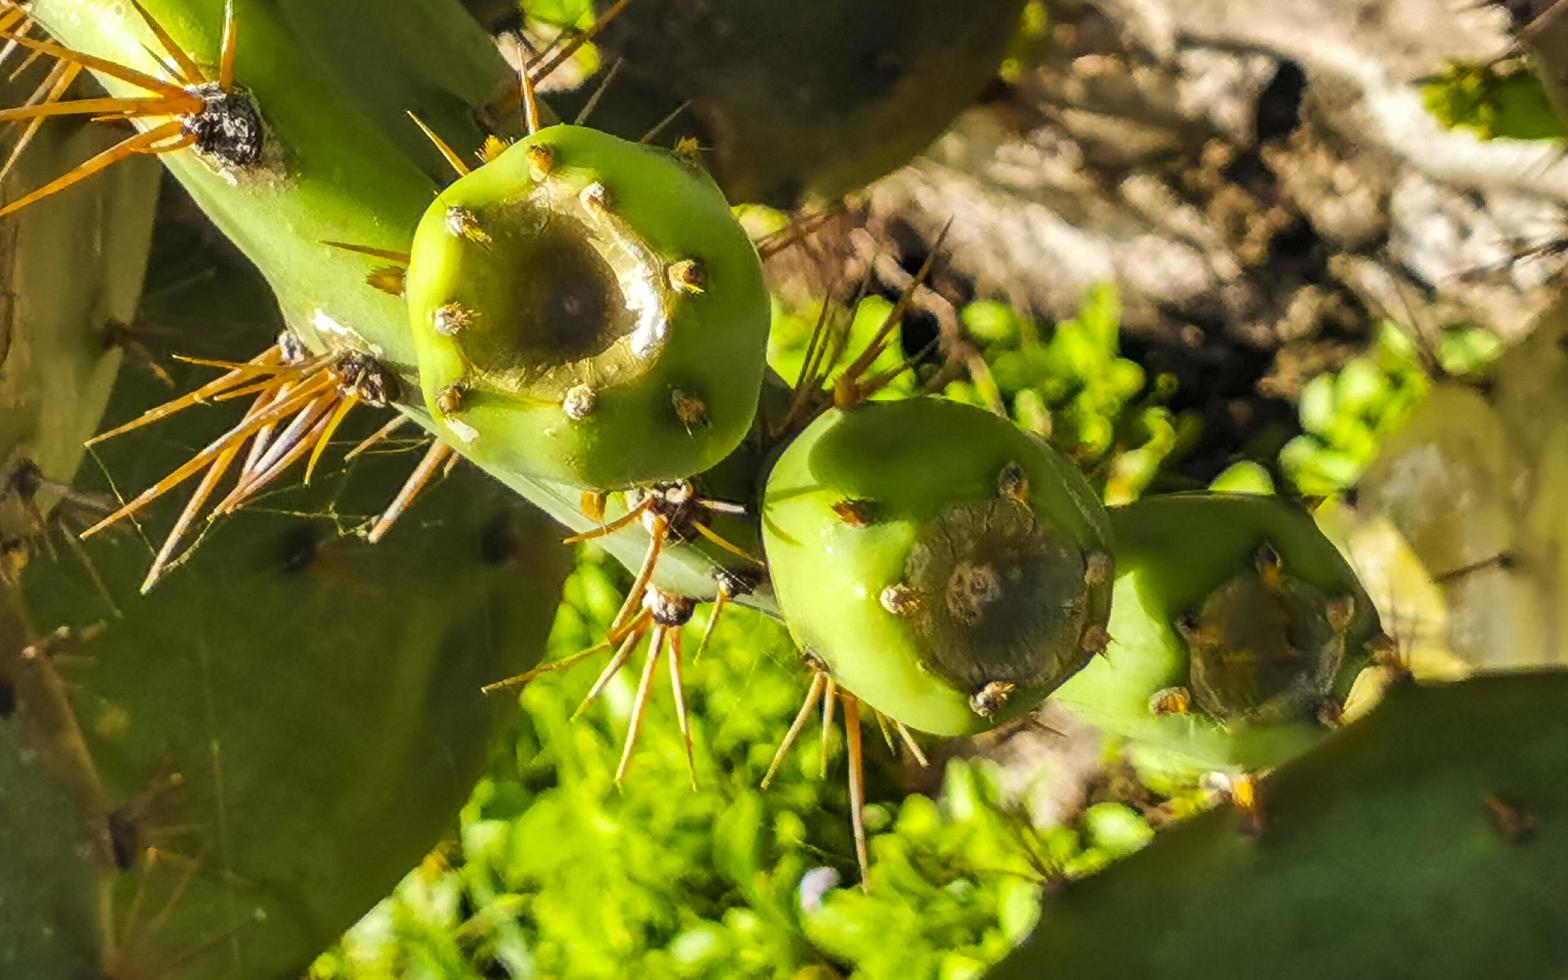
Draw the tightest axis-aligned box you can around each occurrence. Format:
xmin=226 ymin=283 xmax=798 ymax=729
xmin=1052 ymin=493 xmax=1382 ymax=772
xmin=1 ymin=298 xmax=568 ymax=977
xmin=990 ymin=671 xmax=1568 ymax=979
xmin=0 ymin=62 xmax=160 ymax=547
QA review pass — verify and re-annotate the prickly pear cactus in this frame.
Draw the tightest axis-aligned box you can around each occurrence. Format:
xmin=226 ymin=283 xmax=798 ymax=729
xmin=990 ymin=672 xmax=1568 ymax=978
xmin=0 ymin=63 xmax=159 ymax=980
xmin=21 ymin=0 xmax=781 ymax=612
xmin=0 ymin=73 xmax=159 ymax=538
xmin=405 ymin=124 xmax=770 ymax=489
xmin=1052 ymin=493 xmax=1380 ymax=771
xmin=24 ymin=0 xmax=509 ymax=373
xmin=762 ymin=397 xmax=1114 ymax=736
xmin=0 ymin=251 xmax=568 ymax=978
xmin=598 ymin=0 xmax=1029 ymax=205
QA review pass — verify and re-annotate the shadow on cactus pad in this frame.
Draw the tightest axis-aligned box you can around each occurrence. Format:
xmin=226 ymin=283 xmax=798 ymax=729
xmin=1 ymin=232 xmax=568 ymax=977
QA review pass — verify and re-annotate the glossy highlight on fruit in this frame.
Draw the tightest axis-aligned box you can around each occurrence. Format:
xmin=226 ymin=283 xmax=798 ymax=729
xmin=405 ymin=124 xmax=770 ymax=489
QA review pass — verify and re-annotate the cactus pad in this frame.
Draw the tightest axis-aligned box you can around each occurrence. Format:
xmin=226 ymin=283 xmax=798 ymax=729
xmin=603 ymin=0 xmax=1029 ymax=206
xmin=0 ymin=71 xmax=159 ymax=542
xmin=0 ymin=224 xmax=568 ymax=977
xmin=992 ymin=672 xmax=1568 ymax=979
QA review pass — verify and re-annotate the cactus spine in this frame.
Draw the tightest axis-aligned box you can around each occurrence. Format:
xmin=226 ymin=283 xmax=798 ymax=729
xmin=762 ymin=397 xmax=1114 ymax=737
xmin=18 ymin=0 xmax=779 ymax=610
xmin=1 ymin=250 xmax=568 ymax=976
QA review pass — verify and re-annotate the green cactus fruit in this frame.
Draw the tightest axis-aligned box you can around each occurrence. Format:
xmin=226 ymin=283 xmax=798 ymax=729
xmin=1052 ymin=493 xmax=1380 ymax=771
xmin=24 ymin=0 xmax=784 ymax=614
xmin=595 ymin=0 xmax=1029 ymax=205
xmin=761 ymin=397 xmax=1114 ymax=736
xmin=990 ymin=672 xmax=1568 ymax=979
xmin=0 ymin=241 xmax=568 ymax=978
xmin=0 ymin=66 xmax=159 ymax=541
xmin=404 ymin=124 xmax=770 ymax=489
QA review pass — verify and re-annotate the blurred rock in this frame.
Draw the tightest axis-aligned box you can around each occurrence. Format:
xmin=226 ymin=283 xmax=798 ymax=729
xmin=857 ymin=0 xmax=1568 ymax=408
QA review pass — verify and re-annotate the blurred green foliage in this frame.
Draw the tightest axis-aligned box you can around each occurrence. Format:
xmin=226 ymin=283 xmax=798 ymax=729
xmin=947 ymin=287 xmax=1197 ymax=503
xmin=1422 ymin=61 xmax=1565 ymax=142
xmin=803 ymin=771 xmax=1151 ymax=980
xmin=1279 ymin=321 xmax=1500 ymax=496
xmin=999 ymin=1 xmax=1051 ymax=83
xmin=521 ymin=0 xmax=593 ymax=24
xmin=768 ymin=283 xmax=1195 ymax=504
xmin=767 ymin=291 xmax=926 ymax=406
xmin=315 ymin=544 xmax=1161 ymax=979
xmin=1206 ymin=460 xmax=1277 ymax=495
xmin=517 ymin=0 xmax=602 ymax=77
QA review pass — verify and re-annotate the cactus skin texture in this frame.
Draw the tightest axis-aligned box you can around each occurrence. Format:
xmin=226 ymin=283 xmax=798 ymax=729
xmin=0 ymin=81 xmax=160 ymax=538
xmin=1 ymin=459 xmax=566 ymax=979
xmin=26 ymin=0 xmax=509 ymax=375
xmin=405 ymin=125 xmax=770 ymax=489
xmin=598 ymin=0 xmax=1029 ymax=206
xmin=990 ymin=672 xmax=1568 ymax=979
xmin=762 ymin=397 xmax=1114 ymax=736
xmin=1052 ymin=493 xmax=1380 ymax=771
xmin=0 ymin=74 xmax=159 ymax=980
xmin=26 ymin=0 xmax=779 ymax=611
xmin=0 ymin=713 xmax=105 ymax=978
xmin=0 ymin=250 xmax=569 ymax=977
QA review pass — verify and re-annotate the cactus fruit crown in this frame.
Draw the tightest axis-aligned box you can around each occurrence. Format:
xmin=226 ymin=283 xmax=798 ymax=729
xmin=1119 ymin=494 xmax=1379 ymax=724
xmin=1179 ymin=546 xmax=1354 ymax=722
xmin=405 ymin=123 xmax=770 ymax=490
xmin=762 ymin=397 xmax=1115 ymax=736
xmin=1053 ymin=492 xmax=1384 ymax=771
